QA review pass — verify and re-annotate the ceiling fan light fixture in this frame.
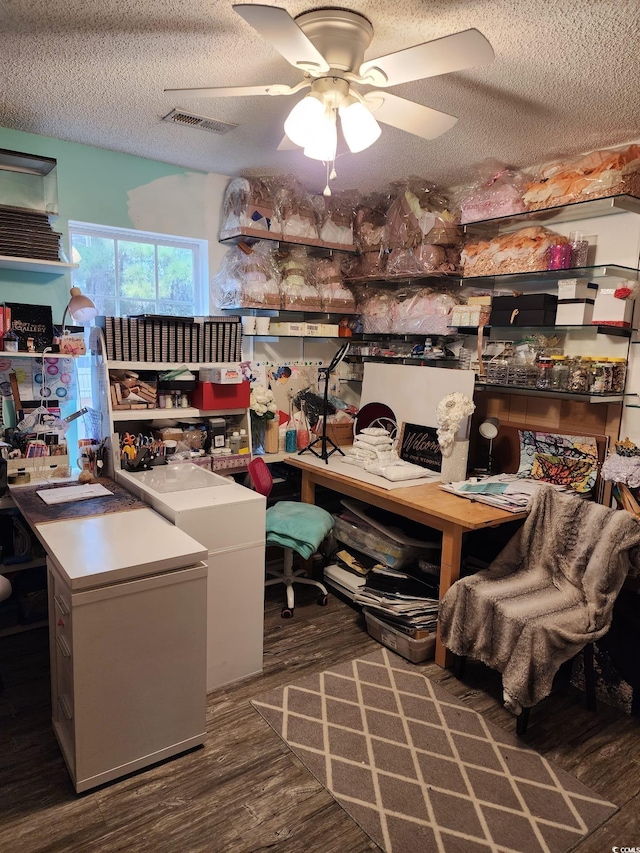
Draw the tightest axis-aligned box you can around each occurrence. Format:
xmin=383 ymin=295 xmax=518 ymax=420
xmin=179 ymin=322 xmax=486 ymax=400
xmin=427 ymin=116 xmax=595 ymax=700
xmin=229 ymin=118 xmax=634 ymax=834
xmin=283 ymin=91 xmax=325 ymax=147
xmin=338 ymin=96 xmax=381 ymax=153
xmin=303 ymin=110 xmax=337 ymax=161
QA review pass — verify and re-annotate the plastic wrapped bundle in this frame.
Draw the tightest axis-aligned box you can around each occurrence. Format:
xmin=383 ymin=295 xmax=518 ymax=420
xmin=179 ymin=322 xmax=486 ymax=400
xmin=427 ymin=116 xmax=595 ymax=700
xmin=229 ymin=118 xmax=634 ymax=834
xmin=356 ymin=288 xmax=396 ymax=333
xmin=219 ymin=177 xmax=281 ymax=241
xmin=392 ymin=287 xmax=459 ymax=334
xmin=454 ymin=160 xmax=529 ymax=224
xmin=386 ymin=180 xmax=461 ymax=250
xmin=276 ymin=177 xmax=320 ymax=244
xmin=354 ymin=193 xmax=389 ymax=253
xmin=211 ymin=241 xmax=281 ymax=309
xmin=278 ymin=247 xmax=322 ymax=311
xmin=313 ymin=257 xmax=356 ymax=312
xmin=524 ymin=143 xmax=640 ymax=211
xmin=461 ymin=226 xmax=569 ymax=277
xmin=314 ymin=193 xmax=356 ymax=250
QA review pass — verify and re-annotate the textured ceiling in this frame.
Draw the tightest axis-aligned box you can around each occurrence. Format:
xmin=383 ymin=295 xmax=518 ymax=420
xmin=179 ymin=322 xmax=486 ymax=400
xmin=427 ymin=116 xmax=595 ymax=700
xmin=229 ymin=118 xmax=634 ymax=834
xmin=1 ymin=0 xmax=639 ymax=194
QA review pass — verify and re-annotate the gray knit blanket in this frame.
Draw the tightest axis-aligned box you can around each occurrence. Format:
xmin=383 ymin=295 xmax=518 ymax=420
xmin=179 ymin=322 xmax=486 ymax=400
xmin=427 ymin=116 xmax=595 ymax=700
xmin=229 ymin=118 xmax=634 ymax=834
xmin=439 ymin=486 xmax=640 ymax=707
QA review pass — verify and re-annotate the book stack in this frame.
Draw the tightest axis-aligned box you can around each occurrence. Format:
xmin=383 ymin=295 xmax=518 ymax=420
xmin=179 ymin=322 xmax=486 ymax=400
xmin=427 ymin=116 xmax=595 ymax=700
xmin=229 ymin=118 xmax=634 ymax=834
xmin=95 ymin=315 xmax=242 ymax=363
xmin=109 ymin=370 xmax=157 ymax=410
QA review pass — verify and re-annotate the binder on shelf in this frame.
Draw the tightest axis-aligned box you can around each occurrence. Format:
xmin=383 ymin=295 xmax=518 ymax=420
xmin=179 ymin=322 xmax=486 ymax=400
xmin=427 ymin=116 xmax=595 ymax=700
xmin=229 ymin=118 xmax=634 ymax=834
xmin=177 ymin=322 xmax=185 ymax=363
xmin=129 ymin=317 xmax=139 ymax=362
xmin=168 ymin=321 xmax=177 ymax=362
xmin=144 ymin=319 xmax=153 ymax=362
xmin=152 ymin=319 xmax=162 ymax=361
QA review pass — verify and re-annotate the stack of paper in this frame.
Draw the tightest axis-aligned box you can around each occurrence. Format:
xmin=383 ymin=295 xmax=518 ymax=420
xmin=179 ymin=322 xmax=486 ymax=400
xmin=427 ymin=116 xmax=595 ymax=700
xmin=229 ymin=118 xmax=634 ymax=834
xmin=354 ymin=566 xmax=439 ymax=635
xmin=440 ymin=475 xmax=571 ymax=512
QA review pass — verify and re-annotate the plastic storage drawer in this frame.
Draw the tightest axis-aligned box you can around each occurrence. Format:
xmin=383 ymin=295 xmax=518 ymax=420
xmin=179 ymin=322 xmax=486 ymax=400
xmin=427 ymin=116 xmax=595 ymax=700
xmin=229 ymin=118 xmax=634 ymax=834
xmin=364 ymin=610 xmax=435 ymax=663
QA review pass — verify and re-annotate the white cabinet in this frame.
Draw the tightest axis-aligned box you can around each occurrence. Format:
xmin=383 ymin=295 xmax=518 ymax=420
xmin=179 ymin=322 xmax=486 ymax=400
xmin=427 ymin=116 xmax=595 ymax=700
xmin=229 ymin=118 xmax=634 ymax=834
xmin=41 ymin=508 xmax=208 ymax=793
xmin=116 ymin=464 xmax=267 ymax=692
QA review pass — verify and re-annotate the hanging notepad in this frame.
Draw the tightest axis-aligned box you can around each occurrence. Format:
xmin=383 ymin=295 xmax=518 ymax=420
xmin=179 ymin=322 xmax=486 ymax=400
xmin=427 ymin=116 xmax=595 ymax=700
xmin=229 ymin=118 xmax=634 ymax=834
xmin=36 ymin=484 xmax=114 ymax=505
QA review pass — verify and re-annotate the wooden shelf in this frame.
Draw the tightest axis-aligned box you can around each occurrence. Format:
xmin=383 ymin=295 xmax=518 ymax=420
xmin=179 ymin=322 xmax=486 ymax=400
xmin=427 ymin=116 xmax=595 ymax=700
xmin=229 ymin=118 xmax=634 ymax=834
xmin=219 ymin=230 xmax=356 ymax=255
xmin=0 ymin=256 xmax=78 ymax=275
xmin=111 ymin=407 xmax=246 ymax=422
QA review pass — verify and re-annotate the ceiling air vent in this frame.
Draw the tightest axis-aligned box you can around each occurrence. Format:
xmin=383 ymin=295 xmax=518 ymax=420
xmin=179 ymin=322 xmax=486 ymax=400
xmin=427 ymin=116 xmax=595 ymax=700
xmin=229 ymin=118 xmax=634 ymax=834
xmin=163 ymin=109 xmax=237 ymax=135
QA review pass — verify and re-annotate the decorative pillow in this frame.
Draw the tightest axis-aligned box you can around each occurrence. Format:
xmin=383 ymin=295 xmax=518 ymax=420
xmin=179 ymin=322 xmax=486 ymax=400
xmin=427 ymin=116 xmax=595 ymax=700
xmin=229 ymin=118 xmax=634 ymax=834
xmin=517 ymin=430 xmax=598 ymax=478
xmin=530 ymin=452 xmax=597 ymax=493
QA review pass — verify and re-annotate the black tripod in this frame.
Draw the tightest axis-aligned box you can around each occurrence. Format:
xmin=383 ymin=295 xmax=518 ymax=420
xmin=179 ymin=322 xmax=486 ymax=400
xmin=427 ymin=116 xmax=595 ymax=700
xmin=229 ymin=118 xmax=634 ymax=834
xmin=299 ymin=342 xmax=350 ymax=464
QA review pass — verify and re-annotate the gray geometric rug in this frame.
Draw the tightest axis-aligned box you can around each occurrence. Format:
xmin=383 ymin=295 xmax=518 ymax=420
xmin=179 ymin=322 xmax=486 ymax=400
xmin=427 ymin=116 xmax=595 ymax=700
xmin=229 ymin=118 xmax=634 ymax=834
xmin=251 ymin=648 xmax=617 ymax=853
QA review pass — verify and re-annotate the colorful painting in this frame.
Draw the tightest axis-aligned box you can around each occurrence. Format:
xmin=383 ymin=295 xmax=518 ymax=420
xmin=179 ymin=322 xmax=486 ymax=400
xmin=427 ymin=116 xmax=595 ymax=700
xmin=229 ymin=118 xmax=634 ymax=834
xmin=517 ymin=430 xmax=599 ymax=492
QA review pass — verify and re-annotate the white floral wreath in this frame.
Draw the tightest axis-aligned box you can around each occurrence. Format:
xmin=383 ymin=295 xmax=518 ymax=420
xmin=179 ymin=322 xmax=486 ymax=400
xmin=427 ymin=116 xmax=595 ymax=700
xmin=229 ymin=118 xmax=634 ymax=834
xmin=436 ymin=392 xmax=475 ymax=457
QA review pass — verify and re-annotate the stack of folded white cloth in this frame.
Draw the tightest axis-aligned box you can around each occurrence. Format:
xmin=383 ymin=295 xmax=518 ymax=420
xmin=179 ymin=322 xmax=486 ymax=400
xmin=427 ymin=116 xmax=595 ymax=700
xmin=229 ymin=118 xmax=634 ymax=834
xmin=342 ymin=428 xmax=434 ymax=482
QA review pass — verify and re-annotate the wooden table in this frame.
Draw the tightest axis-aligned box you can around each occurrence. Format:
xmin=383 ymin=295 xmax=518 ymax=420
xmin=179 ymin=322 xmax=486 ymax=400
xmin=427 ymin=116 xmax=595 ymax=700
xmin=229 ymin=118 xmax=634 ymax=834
xmin=286 ymin=456 xmax=526 ymax=667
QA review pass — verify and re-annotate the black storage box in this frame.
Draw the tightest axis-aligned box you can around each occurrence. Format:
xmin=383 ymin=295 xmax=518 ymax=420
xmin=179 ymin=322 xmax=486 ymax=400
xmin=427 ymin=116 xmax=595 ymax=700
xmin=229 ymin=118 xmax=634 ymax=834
xmin=3 ymin=302 xmax=53 ymax=351
xmin=491 ymin=293 xmax=557 ymax=327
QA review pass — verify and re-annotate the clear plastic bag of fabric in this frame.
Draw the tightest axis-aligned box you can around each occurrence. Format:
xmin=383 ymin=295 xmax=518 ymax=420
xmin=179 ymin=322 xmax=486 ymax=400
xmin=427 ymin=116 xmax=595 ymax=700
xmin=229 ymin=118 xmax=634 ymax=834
xmin=453 ymin=160 xmax=529 ymax=224
xmin=313 ymin=257 xmax=356 ymax=312
xmin=211 ymin=241 xmax=281 ymax=309
xmin=392 ymin=287 xmax=459 ymax=334
xmin=219 ymin=177 xmax=282 ymax=240
xmin=461 ymin=225 xmax=569 ymax=277
xmin=356 ymin=287 xmax=396 ymax=333
xmin=278 ymin=247 xmax=322 ymax=311
xmin=275 ymin=176 xmax=319 ymax=243
xmin=523 ymin=143 xmax=640 ymax=211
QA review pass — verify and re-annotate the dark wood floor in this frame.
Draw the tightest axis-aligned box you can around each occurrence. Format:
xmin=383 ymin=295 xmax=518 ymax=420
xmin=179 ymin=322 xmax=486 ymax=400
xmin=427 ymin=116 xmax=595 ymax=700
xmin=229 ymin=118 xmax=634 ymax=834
xmin=1 ymin=584 xmax=638 ymax=853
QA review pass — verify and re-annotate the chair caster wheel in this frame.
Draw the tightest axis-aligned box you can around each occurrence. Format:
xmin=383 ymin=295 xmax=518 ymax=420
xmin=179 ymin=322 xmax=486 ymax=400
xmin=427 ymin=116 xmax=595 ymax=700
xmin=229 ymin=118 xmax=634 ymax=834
xmin=281 ymin=607 xmax=294 ymax=619
xmin=318 ymin=594 xmax=328 ymax=607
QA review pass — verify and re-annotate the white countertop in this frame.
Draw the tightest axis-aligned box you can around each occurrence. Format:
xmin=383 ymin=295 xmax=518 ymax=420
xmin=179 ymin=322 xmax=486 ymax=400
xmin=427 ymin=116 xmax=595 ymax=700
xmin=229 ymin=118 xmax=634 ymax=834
xmin=38 ymin=507 xmax=208 ymax=591
xmin=116 ymin=464 xmax=264 ymax=512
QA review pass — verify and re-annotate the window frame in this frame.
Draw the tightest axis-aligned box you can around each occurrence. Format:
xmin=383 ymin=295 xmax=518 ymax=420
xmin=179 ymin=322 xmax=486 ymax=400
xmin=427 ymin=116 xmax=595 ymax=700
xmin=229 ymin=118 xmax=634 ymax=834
xmin=68 ymin=220 xmax=209 ymax=317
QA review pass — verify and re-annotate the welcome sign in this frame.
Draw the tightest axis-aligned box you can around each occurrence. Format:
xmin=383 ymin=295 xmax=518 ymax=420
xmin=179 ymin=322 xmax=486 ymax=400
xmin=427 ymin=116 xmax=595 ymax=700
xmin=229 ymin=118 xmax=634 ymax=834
xmin=399 ymin=422 xmax=442 ymax=471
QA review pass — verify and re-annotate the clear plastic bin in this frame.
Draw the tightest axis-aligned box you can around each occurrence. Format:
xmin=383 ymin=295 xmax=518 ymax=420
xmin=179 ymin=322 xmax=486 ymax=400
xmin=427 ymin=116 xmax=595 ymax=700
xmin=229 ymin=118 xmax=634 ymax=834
xmin=364 ymin=610 xmax=435 ymax=663
xmin=333 ymin=499 xmax=440 ymax=570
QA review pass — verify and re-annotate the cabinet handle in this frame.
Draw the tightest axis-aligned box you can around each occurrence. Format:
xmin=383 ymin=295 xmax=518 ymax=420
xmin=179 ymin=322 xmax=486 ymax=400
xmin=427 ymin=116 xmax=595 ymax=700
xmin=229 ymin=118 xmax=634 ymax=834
xmin=58 ymin=695 xmax=73 ymax=720
xmin=55 ymin=635 xmax=71 ymax=658
xmin=53 ymin=595 xmax=70 ymax=616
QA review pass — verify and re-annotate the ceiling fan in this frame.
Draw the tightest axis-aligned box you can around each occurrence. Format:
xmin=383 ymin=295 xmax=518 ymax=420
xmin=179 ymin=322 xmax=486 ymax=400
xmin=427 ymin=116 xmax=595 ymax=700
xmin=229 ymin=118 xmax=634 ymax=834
xmin=165 ymin=4 xmax=494 ymax=166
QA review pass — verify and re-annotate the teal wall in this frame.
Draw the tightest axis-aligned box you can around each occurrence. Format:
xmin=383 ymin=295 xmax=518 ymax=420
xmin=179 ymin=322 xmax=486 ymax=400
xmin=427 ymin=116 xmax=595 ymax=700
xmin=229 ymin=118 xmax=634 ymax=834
xmin=0 ymin=126 xmax=214 ymax=322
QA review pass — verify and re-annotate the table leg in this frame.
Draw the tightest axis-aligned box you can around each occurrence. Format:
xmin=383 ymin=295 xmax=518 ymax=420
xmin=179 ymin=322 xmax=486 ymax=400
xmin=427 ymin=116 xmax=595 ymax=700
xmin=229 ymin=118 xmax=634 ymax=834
xmin=435 ymin=523 xmax=463 ymax=668
xmin=300 ymin=471 xmax=316 ymax=505
xmin=300 ymin=472 xmax=316 ymax=574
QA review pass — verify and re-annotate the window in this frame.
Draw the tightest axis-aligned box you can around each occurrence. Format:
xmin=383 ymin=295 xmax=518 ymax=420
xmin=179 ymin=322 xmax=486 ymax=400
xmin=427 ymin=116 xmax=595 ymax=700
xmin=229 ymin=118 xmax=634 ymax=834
xmin=69 ymin=222 xmax=208 ymax=317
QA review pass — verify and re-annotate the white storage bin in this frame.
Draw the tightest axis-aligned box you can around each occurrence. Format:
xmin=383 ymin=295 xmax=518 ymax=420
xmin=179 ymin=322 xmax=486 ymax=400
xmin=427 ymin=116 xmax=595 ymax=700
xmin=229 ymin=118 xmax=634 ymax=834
xmin=364 ymin=610 xmax=435 ymax=663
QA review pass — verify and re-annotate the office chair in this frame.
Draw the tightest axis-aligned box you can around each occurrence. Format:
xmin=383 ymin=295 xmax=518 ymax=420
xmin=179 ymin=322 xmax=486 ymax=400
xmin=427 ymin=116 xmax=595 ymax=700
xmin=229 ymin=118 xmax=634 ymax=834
xmin=248 ymin=457 xmax=334 ymax=618
xmin=440 ymin=486 xmax=640 ymax=735
xmin=0 ymin=574 xmax=12 ymax=693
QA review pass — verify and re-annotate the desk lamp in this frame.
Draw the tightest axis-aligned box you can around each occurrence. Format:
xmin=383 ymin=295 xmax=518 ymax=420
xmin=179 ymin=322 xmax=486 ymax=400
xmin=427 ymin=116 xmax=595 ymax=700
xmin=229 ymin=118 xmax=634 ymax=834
xmin=61 ymin=287 xmax=98 ymax=333
xmin=478 ymin=417 xmax=500 ymax=474
xmin=300 ymin=342 xmax=350 ymax=464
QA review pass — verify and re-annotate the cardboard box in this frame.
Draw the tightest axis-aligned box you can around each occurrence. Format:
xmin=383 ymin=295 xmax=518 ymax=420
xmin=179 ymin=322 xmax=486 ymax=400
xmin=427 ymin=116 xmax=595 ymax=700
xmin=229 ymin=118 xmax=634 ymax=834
xmin=323 ymin=421 xmax=354 ymax=446
xmin=592 ymin=292 xmax=635 ymax=328
xmin=211 ymin=366 xmax=242 ymax=384
xmin=556 ymin=298 xmax=595 ymax=325
xmin=191 ymin=380 xmax=250 ymax=411
xmin=269 ymin=322 xmax=305 ymax=336
xmin=557 ymin=278 xmax=598 ymax=300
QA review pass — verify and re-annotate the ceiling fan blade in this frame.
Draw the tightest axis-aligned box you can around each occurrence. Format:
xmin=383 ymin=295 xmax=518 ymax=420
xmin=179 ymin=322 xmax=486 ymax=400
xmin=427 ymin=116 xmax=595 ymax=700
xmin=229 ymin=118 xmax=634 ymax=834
xmin=277 ymin=135 xmax=300 ymax=151
xmin=164 ymin=83 xmax=302 ymax=98
xmin=359 ymin=29 xmax=494 ymax=87
xmin=233 ymin=4 xmax=330 ymax=73
xmin=363 ymin=92 xmax=458 ymax=140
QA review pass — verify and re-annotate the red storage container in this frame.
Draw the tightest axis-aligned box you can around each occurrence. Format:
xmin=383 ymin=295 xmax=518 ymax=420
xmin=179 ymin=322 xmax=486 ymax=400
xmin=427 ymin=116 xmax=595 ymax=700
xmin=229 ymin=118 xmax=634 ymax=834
xmin=192 ymin=381 xmax=250 ymax=410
